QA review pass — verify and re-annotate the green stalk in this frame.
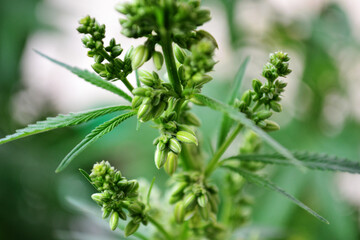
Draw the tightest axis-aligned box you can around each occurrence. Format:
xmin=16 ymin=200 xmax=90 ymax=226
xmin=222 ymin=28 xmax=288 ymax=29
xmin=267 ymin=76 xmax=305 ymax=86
xmin=161 ymin=33 xmax=182 ymax=96
xmin=205 ymin=123 xmax=243 ymax=177
xmin=148 ymin=216 xmax=172 ymax=240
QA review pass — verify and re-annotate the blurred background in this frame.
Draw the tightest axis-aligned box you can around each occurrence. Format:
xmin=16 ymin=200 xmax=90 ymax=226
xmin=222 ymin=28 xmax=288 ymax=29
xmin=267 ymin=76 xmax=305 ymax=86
xmin=1 ymin=0 xmax=360 ymax=239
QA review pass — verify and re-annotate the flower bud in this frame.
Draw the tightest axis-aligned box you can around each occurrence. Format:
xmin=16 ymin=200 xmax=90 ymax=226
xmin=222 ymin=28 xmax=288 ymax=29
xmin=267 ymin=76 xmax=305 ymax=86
xmin=184 ymin=193 xmax=196 ymax=210
xmin=197 ymin=194 xmax=208 ymax=208
xmin=92 ymin=63 xmax=105 ymax=73
xmin=109 ymin=211 xmax=119 ymax=231
xmin=270 ymin=101 xmax=282 ymax=112
xmin=139 ymin=70 xmax=155 ymax=87
xmin=183 ymin=112 xmax=201 ymax=126
xmin=241 ymin=90 xmax=252 ymax=106
xmin=102 ymin=207 xmax=111 ymax=219
xmin=132 ymin=45 xmax=149 ymax=70
xmin=128 ymin=202 xmax=143 ymax=214
xmin=118 ymin=210 xmax=127 ymax=220
xmin=169 ymin=138 xmax=182 ymax=154
xmin=174 ymin=201 xmax=185 ymax=223
xmin=131 ymin=96 xmax=143 ymax=109
xmin=124 ymin=220 xmax=140 ymax=237
xmin=137 ymin=102 xmax=152 ymax=119
xmin=252 ymin=79 xmax=262 ymax=93
xmin=164 ymin=152 xmax=178 ymax=176
xmin=151 ymin=102 xmax=167 ymax=119
xmin=91 ymin=193 xmax=104 ymax=203
xmin=152 ymin=51 xmax=164 ymax=70
xmin=132 ymin=87 xmax=150 ymax=96
xmin=262 ymin=120 xmax=280 ymax=132
xmin=154 ymin=148 xmax=168 ymax=169
xmin=174 ymin=44 xmax=186 ymax=64
xmin=176 ymin=131 xmax=198 ymax=146
xmin=255 ymin=110 xmax=272 ymax=120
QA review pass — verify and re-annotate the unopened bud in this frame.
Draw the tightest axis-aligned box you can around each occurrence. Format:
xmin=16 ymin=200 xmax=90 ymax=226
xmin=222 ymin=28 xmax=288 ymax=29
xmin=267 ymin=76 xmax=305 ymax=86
xmin=262 ymin=120 xmax=280 ymax=132
xmin=176 ymin=131 xmax=198 ymax=145
xmin=255 ymin=110 xmax=272 ymax=120
xmin=270 ymin=101 xmax=282 ymax=112
xmin=252 ymin=79 xmax=262 ymax=93
xmin=154 ymin=147 xmax=168 ymax=169
xmin=184 ymin=193 xmax=196 ymax=210
xmin=164 ymin=152 xmax=178 ymax=176
xmin=132 ymin=45 xmax=149 ymax=70
xmin=197 ymin=194 xmax=208 ymax=208
xmin=152 ymin=51 xmax=164 ymax=70
xmin=109 ymin=211 xmax=119 ymax=231
xmin=174 ymin=201 xmax=185 ymax=223
xmin=124 ymin=220 xmax=140 ymax=237
xmin=174 ymin=44 xmax=186 ymax=64
xmin=169 ymin=138 xmax=182 ymax=154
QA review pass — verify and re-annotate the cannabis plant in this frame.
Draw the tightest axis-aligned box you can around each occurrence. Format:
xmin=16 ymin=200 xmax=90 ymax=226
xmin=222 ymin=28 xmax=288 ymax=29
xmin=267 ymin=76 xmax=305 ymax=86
xmin=1 ymin=0 xmax=360 ymax=239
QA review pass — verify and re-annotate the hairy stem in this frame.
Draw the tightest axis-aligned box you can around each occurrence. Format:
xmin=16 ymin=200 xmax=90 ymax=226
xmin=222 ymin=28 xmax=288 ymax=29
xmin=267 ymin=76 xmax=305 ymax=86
xmin=148 ymin=216 xmax=172 ymax=240
xmin=205 ymin=123 xmax=243 ymax=177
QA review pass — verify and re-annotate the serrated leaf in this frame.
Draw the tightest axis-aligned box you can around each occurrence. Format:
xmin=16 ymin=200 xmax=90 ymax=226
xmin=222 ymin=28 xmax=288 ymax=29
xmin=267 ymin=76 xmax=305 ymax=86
xmin=35 ymin=50 xmax=132 ymax=102
xmin=79 ymin=168 xmax=98 ymax=190
xmin=56 ymin=111 xmax=136 ymax=172
xmin=193 ymin=94 xmax=305 ymax=171
xmin=218 ymin=57 xmax=250 ymax=148
xmin=0 ymin=105 xmax=131 ymax=145
xmin=224 ymin=165 xmax=329 ymax=224
xmin=224 ymin=152 xmax=360 ymax=174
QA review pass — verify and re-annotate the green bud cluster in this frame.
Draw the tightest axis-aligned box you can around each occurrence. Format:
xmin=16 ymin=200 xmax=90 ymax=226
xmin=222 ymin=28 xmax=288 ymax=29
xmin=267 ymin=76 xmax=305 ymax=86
xmin=116 ymin=0 xmax=210 ymax=46
xmin=77 ymin=16 xmax=132 ymax=82
xmin=178 ymin=36 xmax=217 ymax=91
xmin=131 ymin=71 xmax=173 ymax=122
xmin=235 ymin=51 xmax=292 ymax=132
xmin=153 ymin=122 xmax=198 ymax=175
xmin=89 ymin=161 xmax=147 ymax=236
xmin=169 ymin=172 xmax=219 ymax=225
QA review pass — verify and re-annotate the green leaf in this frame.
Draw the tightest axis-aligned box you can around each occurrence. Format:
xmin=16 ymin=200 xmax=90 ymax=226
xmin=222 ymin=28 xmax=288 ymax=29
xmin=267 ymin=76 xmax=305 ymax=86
xmin=224 ymin=152 xmax=360 ymax=174
xmin=193 ymin=94 xmax=305 ymax=170
xmin=35 ymin=50 xmax=132 ymax=102
xmin=218 ymin=57 xmax=250 ymax=148
xmin=0 ymin=105 xmax=131 ymax=145
xmin=224 ymin=165 xmax=329 ymax=224
xmin=56 ymin=111 xmax=136 ymax=172
xmin=79 ymin=168 xmax=98 ymax=190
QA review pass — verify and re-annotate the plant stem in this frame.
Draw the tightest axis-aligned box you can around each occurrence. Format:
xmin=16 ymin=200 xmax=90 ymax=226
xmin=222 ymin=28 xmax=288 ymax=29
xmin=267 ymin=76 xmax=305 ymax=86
xmin=161 ymin=33 xmax=182 ymax=96
xmin=205 ymin=123 xmax=243 ymax=177
xmin=148 ymin=216 xmax=172 ymax=240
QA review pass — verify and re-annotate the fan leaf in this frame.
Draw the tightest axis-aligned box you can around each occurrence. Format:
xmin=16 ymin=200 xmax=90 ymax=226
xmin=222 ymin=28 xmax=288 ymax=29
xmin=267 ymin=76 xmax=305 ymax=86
xmin=56 ymin=111 xmax=136 ymax=172
xmin=224 ymin=152 xmax=360 ymax=174
xmin=35 ymin=50 xmax=132 ymax=102
xmin=224 ymin=165 xmax=329 ymax=224
xmin=0 ymin=105 xmax=131 ymax=145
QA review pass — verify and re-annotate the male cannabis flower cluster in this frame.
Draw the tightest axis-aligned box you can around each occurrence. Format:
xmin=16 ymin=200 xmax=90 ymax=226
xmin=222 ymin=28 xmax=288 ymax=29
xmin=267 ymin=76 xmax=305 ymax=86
xmin=90 ymin=161 xmax=148 ymax=236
